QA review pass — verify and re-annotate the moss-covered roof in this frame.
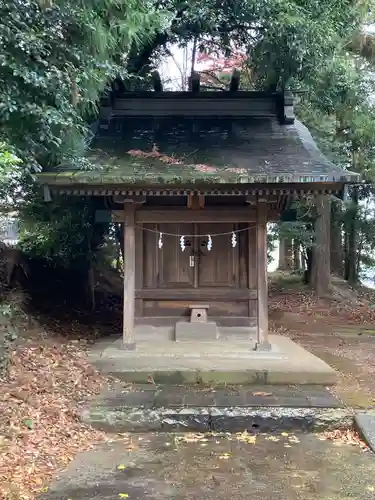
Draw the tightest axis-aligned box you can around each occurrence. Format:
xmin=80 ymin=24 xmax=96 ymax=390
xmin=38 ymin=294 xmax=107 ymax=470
xmin=39 ymin=116 xmax=359 ymax=187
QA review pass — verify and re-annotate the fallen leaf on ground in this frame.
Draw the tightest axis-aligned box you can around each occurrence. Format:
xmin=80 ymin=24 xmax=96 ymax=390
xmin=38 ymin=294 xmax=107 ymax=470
xmin=252 ymin=392 xmax=272 ymax=397
xmin=235 ymin=431 xmax=256 ymax=444
xmin=117 ymin=464 xmax=127 ymax=470
xmin=265 ymin=436 xmax=280 ymax=442
xmin=119 ymin=494 xmax=129 ymax=498
xmin=176 ymin=433 xmax=209 ymax=444
xmin=318 ymin=429 xmax=368 ymax=449
xmin=0 ymin=339 xmax=109 ymax=499
xmin=288 ymin=436 xmax=300 ymax=444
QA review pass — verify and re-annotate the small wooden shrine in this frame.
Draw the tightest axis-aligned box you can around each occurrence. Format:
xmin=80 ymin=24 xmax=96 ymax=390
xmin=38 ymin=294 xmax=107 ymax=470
xmin=38 ymin=72 xmax=359 ymax=351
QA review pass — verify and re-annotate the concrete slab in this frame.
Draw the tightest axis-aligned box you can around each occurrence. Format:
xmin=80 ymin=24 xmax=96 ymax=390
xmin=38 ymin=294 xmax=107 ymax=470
xmin=355 ymin=411 xmax=375 ymax=453
xmin=40 ymin=432 xmax=375 ymax=500
xmin=90 ymin=335 xmax=337 ymax=386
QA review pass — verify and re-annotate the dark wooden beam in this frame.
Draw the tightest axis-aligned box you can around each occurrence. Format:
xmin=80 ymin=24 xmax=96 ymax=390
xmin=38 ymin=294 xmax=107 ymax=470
xmin=114 ymin=207 xmax=256 ymax=223
xmin=111 ymin=93 xmax=277 ymax=117
xmin=189 ymin=71 xmax=200 ymax=92
xmin=112 ymin=207 xmax=279 ymax=223
xmin=151 ymin=70 xmax=163 ymax=92
xmin=113 ymin=195 xmax=146 ymax=204
xmin=135 ymin=288 xmax=257 ymax=300
xmin=278 ymin=90 xmax=295 ymax=124
xmin=229 ymin=68 xmax=241 ymax=91
xmin=187 ymin=194 xmax=205 ymax=210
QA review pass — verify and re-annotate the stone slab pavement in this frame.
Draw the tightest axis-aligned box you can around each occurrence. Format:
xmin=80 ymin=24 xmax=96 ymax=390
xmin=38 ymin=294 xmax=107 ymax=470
xmin=356 ymin=411 xmax=375 ymax=453
xmin=40 ymin=432 xmax=375 ymax=500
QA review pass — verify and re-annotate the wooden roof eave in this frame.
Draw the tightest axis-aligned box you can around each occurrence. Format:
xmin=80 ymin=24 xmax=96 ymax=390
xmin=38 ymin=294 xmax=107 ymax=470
xmin=39 ymin=180 xmax=358 ymax=201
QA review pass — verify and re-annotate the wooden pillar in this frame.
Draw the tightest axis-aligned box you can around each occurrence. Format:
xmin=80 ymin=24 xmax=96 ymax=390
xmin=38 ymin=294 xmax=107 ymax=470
xmin=256 ymin=200 xmax=270 ymax=350
xmin=123 ymin=201 xmax=136 ymax=349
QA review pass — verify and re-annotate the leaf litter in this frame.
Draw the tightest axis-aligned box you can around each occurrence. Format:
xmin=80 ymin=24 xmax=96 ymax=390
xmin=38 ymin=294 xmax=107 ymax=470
xmin=0 ymin=338 xmax=110 ymax=499
xmin=317 ymin=428 xmax=369 ymax=450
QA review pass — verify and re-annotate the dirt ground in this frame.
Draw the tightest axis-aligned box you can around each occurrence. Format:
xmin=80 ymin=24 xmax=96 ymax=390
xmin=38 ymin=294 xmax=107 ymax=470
xmin=269 ymin=273 xmax=375 ymax=408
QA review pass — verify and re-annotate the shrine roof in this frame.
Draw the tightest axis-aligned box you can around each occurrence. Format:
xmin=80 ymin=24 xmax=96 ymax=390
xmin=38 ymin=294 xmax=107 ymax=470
xmin=38 ymin=91 xmax=359 ymax=187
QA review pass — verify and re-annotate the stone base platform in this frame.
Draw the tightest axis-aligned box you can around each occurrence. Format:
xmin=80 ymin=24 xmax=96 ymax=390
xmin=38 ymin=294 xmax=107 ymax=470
xmin=90 ymin=334 xmax=337 ymax=386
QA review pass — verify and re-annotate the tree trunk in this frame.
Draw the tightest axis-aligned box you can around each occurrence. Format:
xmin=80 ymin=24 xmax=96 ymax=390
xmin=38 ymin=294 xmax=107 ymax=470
xmin=293 ymin=240 xmax=301 ymax=271
xmin=310 ymin=195 xmax=331 ymax=295
xmin=344 ymin=187 xmax=359 ymax=284
xmin=278 ymin=237 xmax=293 ymax=270
xmin=87 ymin=263 xmax=96 ymax=310
xmin=303 ymin=245 xmax=312 ymax=284
xmin=301 ymin=247 xmax=307 ymax=272
xmin=330 ymin=200 xmax=343 ymax=276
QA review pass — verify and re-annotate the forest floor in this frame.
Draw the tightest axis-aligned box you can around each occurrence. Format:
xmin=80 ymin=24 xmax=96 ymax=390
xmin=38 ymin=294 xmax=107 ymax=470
xmin=2 ymin=272 xmax=375 ymax=498
xmin=269 ymin=271 xmax=375 ymax=408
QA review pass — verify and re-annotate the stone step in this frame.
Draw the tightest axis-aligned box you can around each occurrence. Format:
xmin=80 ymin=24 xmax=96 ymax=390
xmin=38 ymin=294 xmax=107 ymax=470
xmin=82 ymin=384 xmax=353 ymax=434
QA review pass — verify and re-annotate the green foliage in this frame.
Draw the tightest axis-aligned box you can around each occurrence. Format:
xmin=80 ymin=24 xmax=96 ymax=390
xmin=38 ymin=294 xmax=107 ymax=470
xmin=0 ymin=143 xmax=25 ymax=208
xmin=0 ymin=0 xmax=165 ymax=171
xmin=296 ymin=50 xmax=375 ymax=179
xmin=18 ymin=195 xmax=99 ymax=267
xmin=249 ymin=0 xmax=361 ymax=89
xmin=293 ymin=35 xmax=375 ymax=283
xmin=0 ymin=0 xmax=166 ymax=264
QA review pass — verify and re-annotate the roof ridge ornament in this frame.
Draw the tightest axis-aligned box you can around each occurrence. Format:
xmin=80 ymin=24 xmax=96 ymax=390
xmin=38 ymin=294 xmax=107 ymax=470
xmin=281 ymin=90 xmax=295 ymax=125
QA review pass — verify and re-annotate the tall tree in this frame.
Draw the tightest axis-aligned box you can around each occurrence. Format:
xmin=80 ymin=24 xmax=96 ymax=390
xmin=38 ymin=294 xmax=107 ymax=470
xmin=330 ymin=199 xmax=344 ymax=276
xmin=310 ymin=195 xmax=331 ymax=294
xmin=127 ymin=0 xmax=362 ymax=89
xmin=278 ymin=237 xmax=293 ymax=271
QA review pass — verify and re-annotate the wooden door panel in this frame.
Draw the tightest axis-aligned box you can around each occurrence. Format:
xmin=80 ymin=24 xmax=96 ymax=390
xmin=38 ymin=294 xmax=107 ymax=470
xmin=198 ymin=223 xmax=239 ymax=287
xmin=158 ymin=223 xmax=194 ymax=288
xmin=143 ymin=223 xmax=158 ymax=288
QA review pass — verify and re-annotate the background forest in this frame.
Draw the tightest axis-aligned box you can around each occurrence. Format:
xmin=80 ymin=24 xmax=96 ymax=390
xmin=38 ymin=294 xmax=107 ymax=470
xmin=1 ymin=0 xmax=375 ymax=301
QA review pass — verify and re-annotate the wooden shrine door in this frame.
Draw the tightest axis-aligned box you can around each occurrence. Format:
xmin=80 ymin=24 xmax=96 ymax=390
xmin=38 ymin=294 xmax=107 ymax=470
xmin=143 ymin=222 xmax=242 ymax=289
xmin=143 ymin=223 xmax=195 ymax=289
xmin=141 ymin=222 xmax=250 ymax=321
xmin=197 ymin=223 xmax=239 ymax=288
